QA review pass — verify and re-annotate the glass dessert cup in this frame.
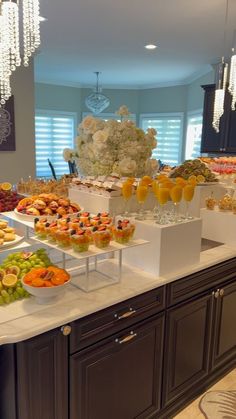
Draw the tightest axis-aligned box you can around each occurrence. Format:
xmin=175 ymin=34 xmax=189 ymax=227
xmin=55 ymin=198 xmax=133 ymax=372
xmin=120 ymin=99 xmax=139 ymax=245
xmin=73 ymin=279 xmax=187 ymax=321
xmin=93 ymin=230 xmax=112 ymax=249
xmin=71 ymin=233 xmax=90 ymax=252
xmin=122 ymin=182 xmax=133 ymax=217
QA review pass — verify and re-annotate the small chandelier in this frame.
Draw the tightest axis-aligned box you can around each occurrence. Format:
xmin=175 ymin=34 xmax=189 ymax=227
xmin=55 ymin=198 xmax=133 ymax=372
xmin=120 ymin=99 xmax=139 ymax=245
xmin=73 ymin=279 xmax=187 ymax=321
xmin=212 ymin=59 xmax=228 ymax=133
xmin=85 ymin=72 xmax=110 ymax=114
xmin=0 ymin=0 xmax=41 ymax=106
xmin=228 ymin=31 xmax=236 ymax=110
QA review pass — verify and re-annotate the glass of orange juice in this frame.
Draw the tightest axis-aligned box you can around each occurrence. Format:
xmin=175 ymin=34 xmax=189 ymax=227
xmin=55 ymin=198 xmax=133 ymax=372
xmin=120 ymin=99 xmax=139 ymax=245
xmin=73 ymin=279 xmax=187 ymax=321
xmin=121 ymin=181 xmax=133 ymax=216
xmin=152 ymin=180 xmax=160 ymax=219
xmin=170 ymin=185 xmax=183 ymax=222
xmin=183 ymin=184 xmax=195 ymax=219
xmin=135 ymin=184 xmax=148 ymax=220
xmin=156 ymin=184 xmax=169 ymax=224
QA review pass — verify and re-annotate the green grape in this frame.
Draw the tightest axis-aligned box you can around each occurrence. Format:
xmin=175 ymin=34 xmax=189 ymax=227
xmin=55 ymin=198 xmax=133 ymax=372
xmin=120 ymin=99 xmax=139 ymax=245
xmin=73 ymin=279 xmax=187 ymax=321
xmin=16 ymin=281 xmax=22 ymax=287
xmin=24 ymin=291 xmax=30 ymax=298
xmin=3 ymin=296 xmax=10 ymax=304
xmin=7 ymin=288 xmax=13 ymax=295
xmin=34 ymin=264 xmax=42 ymax=268
xmin=13 ymin=291 xmax=19 ymax=300
xmin=1 ymin=290 xmax=8 ymax=298
xmin=9 ymin=294 xmax=15 ymax=303
xmin=0 ymin=296 xmax=4 ymax=305
xmin=16 ymin=287 xmax=24 ymax=297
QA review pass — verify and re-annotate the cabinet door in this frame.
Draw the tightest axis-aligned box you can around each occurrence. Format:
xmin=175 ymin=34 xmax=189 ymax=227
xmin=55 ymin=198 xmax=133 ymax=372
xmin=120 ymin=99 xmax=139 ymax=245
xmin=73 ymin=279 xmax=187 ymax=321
xmin=201 ymin=84 xmax=226 ymax=153
xmin=211 ymin=281 xmax=236 ymax=369
xmin=162 ymin=294 xmax=213 ymax=406
xmin=225 ymin=96 xmax=236 ymax=152
xmin=16 ymin=328 xmax=68 ymax=419
xmin=70 ymin=314 xmax=164 ymax=419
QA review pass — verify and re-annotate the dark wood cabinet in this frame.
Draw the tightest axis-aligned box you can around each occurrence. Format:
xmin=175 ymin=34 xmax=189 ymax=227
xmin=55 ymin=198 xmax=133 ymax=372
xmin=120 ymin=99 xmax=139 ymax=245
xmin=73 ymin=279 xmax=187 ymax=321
xmin=16 ymin=328 xmax=69 ymax=419
xmin=70 ymin=314 xmax=165 ymax=419
xmin=2 ymin=259 xmax=236 ymax=419
xmin=211 ymin=280 xmax=236 ymax=370
xmin=201 ymin=84 xmax=236 ymax=153
xmin=162 ymin=294 xmax=213 ymax=406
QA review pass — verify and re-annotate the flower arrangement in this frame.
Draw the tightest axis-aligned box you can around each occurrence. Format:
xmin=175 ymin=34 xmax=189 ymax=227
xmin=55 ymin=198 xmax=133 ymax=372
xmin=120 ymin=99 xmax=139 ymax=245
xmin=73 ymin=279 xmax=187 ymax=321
xmin=63 ymin=106 xmax=158 ymax=177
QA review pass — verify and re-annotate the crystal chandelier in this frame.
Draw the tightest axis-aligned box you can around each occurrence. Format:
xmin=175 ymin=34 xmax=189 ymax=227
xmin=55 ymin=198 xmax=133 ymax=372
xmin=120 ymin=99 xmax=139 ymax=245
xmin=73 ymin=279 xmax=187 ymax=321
xmin=212 ymin=59 xmax=228 ymax=133
xmin=0 ymin=0 xmax=41 ymax=106
xmin=85 ymin=72 xmax=110 ymax=114
xmin=228 ymin=31 xmax=236 ymax=110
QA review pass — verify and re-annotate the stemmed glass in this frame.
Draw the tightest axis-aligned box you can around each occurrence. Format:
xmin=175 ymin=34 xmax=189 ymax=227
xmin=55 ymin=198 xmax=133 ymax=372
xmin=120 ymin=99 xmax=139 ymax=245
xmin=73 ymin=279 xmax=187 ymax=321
xmin=152 ymin=180 xmax=160 ymax=219
xmin=156 ymin=184 xmax=169 ymax=224
xmin=183 ymin=184 xmax=195 ymax=219
xmin=135 ymin=184 xmax=148 ymax=220
xmin=121 ymin=181 xmax=133 ymax=217
xmin=170 ymin=185 xmax=183 ymax=222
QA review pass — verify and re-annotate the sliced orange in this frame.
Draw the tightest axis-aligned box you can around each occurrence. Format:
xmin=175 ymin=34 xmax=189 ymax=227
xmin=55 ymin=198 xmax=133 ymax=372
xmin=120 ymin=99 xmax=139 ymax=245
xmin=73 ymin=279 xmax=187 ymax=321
xmin=1 ymin=182 xmax=12 ymax=191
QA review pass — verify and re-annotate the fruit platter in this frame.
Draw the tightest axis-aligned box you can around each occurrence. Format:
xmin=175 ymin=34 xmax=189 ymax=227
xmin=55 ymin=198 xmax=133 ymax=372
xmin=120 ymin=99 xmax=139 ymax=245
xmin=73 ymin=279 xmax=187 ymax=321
xmin=0 ymin=249 xmax=53 ymax=305
xmin=169 ymin=159 xmax=218 ymax=183
xmin=15 ymin=193 xmax=81 ymax=219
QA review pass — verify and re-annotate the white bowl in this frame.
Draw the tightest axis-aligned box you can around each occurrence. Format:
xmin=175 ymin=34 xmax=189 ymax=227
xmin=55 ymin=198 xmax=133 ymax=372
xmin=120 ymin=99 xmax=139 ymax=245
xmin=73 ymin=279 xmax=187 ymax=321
xmin=21 ymin=277 xmax=71 ymax=304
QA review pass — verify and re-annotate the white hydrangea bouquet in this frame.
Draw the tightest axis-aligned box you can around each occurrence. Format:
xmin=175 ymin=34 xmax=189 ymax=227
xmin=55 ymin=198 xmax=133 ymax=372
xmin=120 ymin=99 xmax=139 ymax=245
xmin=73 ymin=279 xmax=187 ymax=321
xmin=63 ymin=106 xmax=158 ymax=177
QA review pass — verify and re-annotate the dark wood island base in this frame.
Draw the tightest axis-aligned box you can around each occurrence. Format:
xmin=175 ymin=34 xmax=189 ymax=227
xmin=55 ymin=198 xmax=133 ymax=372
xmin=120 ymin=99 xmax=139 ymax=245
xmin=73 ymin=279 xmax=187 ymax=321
xmin=1 ymin=257 xmax=236 ymax=419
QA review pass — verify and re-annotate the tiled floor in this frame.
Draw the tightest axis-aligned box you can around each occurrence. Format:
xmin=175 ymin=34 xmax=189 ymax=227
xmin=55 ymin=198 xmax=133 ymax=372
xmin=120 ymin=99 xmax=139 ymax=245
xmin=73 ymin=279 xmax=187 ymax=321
xmin=173 ymin=368 xmax=236 ymax=418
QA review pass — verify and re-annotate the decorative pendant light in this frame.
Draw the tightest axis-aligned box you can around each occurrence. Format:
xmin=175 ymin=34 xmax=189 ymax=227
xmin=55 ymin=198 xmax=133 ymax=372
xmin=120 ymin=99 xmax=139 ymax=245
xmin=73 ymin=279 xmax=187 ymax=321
xmin=0 ymin=0 xmax=41 ymax=106
xmin=228 ymin=31 xmax=236 ymax=110
xmin=212 ymin=59 xmax=228 ymax=133
xmin=85 ymin=72 xmax=110 ymax=114
xmin=212 ymin=0 xmax=229 ymax=133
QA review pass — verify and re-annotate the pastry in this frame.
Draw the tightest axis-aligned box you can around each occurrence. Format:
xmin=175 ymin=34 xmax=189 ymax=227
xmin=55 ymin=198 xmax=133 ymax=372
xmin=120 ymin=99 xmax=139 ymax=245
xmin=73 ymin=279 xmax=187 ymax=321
xmin=0 ymin=239 xmax=4 ymax=245
xmin=3 ymin=227 xmax=15 ymax=233
xmin=33 ymin=199 xmax=47 ymax=210
xmin=4 ymin=233 xmax=15 ymax=241
xmin=0 ymin=220 xmax=8 ymax=229
xmin=0 ymin=230 xmax=5 ymax=238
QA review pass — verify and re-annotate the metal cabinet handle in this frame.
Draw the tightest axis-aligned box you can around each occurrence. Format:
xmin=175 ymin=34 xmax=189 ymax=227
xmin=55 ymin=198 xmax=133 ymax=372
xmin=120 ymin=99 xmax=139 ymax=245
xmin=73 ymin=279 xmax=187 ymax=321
xmin=114 ymin=308 xmax=136 ymax=320
xmin=115 ymin=331 xmax=137 ymax=345
xmin=219 ymin=288 xmax=224 ymax=297
xmin=61 ymin=325 xmax=72 ymax=336
xmin=213 ymin=289 xmax=220 ymax=299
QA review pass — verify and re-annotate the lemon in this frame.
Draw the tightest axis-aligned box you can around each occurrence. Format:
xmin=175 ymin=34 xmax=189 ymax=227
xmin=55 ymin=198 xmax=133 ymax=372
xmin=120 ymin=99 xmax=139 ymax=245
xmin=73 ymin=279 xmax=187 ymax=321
xmin=2 ymin=274 xmax=18 ymax=288
xmin=1 ymin=182 xmax=12 ymax=191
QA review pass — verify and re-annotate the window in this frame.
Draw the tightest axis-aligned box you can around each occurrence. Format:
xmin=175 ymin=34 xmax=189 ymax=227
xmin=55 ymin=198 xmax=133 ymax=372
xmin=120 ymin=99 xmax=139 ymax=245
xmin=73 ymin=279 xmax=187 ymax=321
xmin=185 ymin=111 xmax=203 ymax=160
xmin=140 ymin=113 xmax=184 ymax=166
xmin=35 ymin=111 xmax=76 ymax=178
xmin=82 ymin=112 xmax=136 ymax=123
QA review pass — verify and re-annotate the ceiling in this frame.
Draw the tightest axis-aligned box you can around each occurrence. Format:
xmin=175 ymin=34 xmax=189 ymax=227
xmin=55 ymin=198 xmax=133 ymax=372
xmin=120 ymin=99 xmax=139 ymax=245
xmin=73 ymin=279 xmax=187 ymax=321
xmin=35 ymin=0 xmax=236 ymax=89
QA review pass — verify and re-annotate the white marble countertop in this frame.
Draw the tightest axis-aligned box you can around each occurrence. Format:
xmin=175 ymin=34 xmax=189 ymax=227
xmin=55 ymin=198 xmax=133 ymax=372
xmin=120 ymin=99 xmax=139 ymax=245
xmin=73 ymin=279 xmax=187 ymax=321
xmin=0 ymin=243 xmax=236 ymax=346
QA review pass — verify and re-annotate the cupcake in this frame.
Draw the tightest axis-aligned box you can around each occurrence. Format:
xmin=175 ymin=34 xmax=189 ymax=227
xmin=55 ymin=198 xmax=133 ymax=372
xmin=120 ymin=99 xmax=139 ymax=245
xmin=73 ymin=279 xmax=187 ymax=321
xmin=70 ymin=229 xmax=90 ymax=252
xmin=93 ymin=226 xmax=112 ymax=249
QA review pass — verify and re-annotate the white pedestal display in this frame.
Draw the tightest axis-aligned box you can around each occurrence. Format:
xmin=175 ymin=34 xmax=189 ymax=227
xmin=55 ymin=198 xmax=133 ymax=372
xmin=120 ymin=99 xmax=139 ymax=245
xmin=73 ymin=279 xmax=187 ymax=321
xmin=201 ymin=208 xmax=236 ymax=246
xmin=69 ymin=188 xmax=156 ymax=216
xmin=69 ymin=184 xmax=226 ymax=217
xmin=123 ymin=218 xmax=202 ymax=276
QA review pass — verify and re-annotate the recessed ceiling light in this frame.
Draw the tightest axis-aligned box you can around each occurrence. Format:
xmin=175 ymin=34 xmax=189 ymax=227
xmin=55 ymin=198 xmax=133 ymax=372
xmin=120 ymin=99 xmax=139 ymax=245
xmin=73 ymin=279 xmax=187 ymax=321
xmin=39 ymin=16 xmax=47 ymax=22
xmin=145 ymin=44 xmax=157 ymax=50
